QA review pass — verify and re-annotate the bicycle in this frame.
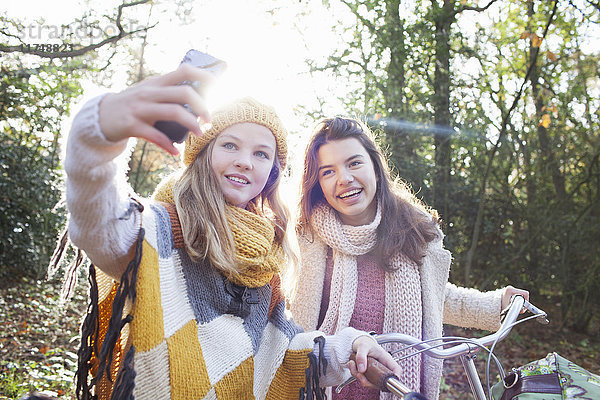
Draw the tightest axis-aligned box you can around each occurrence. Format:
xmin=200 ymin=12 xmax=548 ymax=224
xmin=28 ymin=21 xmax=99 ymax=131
xmin=341 ymin=295 xmax=549 ymax=400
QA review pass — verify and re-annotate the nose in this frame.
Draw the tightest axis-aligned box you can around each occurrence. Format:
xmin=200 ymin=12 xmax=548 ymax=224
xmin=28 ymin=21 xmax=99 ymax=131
xmin=234 ymin=153 xmax=252 ymax=170
xmin=339 ymin=170 xmax=354 ymax=185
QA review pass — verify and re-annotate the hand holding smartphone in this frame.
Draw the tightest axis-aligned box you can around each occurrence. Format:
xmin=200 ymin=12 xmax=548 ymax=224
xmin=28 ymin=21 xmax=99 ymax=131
xmin=154 ymin=49 xmax=227 ymax=143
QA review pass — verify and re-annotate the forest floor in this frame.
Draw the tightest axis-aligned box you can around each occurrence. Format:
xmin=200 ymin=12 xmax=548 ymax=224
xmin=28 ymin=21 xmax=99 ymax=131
xmin=1 ymin=277 xmax=599 ymax=400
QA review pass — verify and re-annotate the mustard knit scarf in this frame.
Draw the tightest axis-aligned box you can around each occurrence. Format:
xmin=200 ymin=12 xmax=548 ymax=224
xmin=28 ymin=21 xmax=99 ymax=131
xmin=225 ymin=203 xmax=284 ymax=287
xmin=153 ymin=175 xmax=283 ymax=288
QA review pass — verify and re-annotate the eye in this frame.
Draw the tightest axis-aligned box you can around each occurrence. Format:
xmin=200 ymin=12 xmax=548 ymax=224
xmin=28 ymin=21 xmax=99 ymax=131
xmin=255 ymin=150 xmax=270 ymax=159
xmin=349 ymin=160 xmax=362 ymax=167
xmin=320 ymin=169 xmax=333 ymax=177
xmin=223 ymin=142 xmax=236 ymax=150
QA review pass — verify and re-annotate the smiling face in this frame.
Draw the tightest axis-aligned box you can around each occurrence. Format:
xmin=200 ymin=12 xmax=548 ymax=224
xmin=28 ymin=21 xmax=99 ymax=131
xmin=211 ymin=122 xmax=276 ymax=208
xmin=317 ymin=138 xmax=378 ymax=226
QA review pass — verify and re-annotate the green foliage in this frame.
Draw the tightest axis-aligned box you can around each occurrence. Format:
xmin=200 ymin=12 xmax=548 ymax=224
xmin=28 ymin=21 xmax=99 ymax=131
xmin=0 ymin=1 xmax=155 ymax=282
xmin=0 ymin=277 xmax=86 ymax=399
xmin=313 ymin=0 xmax=600 ymax=333
xmin=452 ymin=0 xmax=600 ymax=333
xmin=1 ymin=357 xmax=76 ymax=399
xmin=0 ymin=56 xmax=86 ymax=282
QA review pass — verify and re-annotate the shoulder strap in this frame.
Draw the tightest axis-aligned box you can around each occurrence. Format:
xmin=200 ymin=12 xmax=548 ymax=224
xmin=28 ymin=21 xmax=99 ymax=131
xmin=160 ymin=202 xmax=185 ymax=249
xmin=268 ymin=274 xmax=285 ymax=319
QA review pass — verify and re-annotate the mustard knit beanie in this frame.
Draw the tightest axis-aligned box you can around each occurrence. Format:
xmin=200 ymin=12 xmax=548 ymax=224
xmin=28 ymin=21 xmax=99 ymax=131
xmin=183 ymin=97 xmax=288 ymax=168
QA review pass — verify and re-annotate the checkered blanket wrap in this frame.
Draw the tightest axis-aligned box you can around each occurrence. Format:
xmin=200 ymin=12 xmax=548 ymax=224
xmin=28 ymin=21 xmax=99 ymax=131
xmin=90 ymin=203 xmax=322 ymax=400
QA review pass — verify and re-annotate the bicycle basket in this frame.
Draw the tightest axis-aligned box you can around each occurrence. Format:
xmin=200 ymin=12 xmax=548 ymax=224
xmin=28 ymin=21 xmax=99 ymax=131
xmin=491 ymin=352 xmax=600 ymax=400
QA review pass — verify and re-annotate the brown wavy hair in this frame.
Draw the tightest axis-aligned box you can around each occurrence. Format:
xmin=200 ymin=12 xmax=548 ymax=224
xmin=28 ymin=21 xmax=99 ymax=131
xmin=298 ymin=117 xmax=440 ymax=269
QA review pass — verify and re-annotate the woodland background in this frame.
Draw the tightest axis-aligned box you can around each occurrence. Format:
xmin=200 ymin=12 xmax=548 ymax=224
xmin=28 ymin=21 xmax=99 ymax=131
xmin=1 ymin=0 xmax=599 ymax=398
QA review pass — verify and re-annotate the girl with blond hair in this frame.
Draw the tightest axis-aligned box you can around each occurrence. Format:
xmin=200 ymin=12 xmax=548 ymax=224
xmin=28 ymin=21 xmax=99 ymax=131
xmin=62 ymin=66 xmax=400 ymax=400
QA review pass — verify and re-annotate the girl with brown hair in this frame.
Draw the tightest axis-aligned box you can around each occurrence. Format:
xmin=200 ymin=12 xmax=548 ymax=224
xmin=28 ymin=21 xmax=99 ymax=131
xmin=291 ymin=117 xmax=528 ymax=400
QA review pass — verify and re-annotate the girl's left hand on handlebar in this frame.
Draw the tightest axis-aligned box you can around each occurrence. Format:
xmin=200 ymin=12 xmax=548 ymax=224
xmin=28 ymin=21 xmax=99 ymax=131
xmin=348 ymin=335 xmax=402 ymax=389
xmin=501 ymin=285 xmax=530 ymax=312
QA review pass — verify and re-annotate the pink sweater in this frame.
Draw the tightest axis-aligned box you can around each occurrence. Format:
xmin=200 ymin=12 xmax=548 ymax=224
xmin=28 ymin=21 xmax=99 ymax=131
xmin=319 ymin=251 xmax=385 ymax=335
xmin=319 ymin=249 xmax=422 ymax=400
xmin=323 ymin=251 xmax=384 ymax=400
xmin=292 ymin=228 xmax=503 ymax=400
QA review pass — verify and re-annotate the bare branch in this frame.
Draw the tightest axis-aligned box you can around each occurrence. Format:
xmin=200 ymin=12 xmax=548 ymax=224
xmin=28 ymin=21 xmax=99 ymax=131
xmin=585 ymin=0 xmax=600 ymax=11
xmin=0 ymin=0 xmax=153 ymax=59
xmin=97 ymin=48 xmax=120 ymax=72
xmin=0 ymin=27 xmax=152 ymax=58
xmin=568 ymin=0 xmax=600 ymax=23
xmin=458 ymin=0 xmax=500 ymax=14
xmin=339 ymin=0 xmax=377 ymax=35
xmin=0 ymin=28 xmax=26 ymax=43
xmin=116 ymin=0 xmax=151 ymax=32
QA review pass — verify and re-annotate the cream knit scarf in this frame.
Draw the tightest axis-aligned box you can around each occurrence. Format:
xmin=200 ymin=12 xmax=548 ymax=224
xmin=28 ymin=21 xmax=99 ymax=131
xmin=300 ymin=202 xmax=423 ymax=397
xmin=310 ymin=202 xmax=382 ymax=333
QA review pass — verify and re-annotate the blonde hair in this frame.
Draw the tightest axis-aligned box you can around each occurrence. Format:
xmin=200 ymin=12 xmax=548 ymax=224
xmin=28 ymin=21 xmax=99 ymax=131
xmin=173 ymin=138 xmax=298 ymax=279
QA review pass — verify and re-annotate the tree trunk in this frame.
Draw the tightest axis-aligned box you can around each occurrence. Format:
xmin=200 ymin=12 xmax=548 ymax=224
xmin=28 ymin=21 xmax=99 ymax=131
xmin=383 ymin=0 xmax=405 ymax=118
xmin=432 ymin=0 xmax=454 ymax=225
xmin=527 ymin=1 xmax=566 ymax=203
xmin=523 ymin=133 xmax=541 ymax=280
xmin=380 ymin=0 xmax=416 ymax=181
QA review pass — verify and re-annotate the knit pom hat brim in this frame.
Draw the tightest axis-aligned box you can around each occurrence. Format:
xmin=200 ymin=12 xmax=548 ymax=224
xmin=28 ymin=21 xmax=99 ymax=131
xmin=183 ymin=97 xmax=288 ymax=168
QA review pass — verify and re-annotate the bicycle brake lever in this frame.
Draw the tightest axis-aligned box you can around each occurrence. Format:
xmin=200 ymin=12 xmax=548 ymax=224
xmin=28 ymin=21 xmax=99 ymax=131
xmin=523 ymin=299 xmax=549 ymax=325
xmin=335 ymin=377 xmax=356 ymax=393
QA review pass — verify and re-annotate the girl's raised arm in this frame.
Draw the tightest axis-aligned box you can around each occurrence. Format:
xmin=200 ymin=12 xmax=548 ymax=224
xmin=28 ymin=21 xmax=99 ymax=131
xmin=65 ymin=65 xmax=212 ymax=279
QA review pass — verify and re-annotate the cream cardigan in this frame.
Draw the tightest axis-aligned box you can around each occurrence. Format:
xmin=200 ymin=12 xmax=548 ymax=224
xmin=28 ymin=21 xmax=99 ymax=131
xmin=291 ymin=230 xmax=504 ymax=400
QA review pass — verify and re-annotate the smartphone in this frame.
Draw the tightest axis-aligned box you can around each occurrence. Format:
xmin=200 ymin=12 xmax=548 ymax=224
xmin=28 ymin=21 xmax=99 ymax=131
xmin=154 ymin=50 xmax=227 ymax=143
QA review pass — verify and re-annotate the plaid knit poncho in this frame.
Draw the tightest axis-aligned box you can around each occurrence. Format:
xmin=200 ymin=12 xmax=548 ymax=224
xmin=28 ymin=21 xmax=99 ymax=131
xmin=77 ymin=201 xmax=356 ymax=400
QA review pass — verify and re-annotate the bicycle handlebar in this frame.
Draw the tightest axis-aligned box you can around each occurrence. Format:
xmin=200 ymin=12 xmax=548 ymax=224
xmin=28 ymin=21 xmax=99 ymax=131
xmin=348 ymin=353 xmax=424 ymax=398
xmin=342 ymin=295 xmax=548 ymax=398
xmin=377 ymin=295 xmax=547 ymax=360
xmin=349 ymin=353 xmax=412 ymax=393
